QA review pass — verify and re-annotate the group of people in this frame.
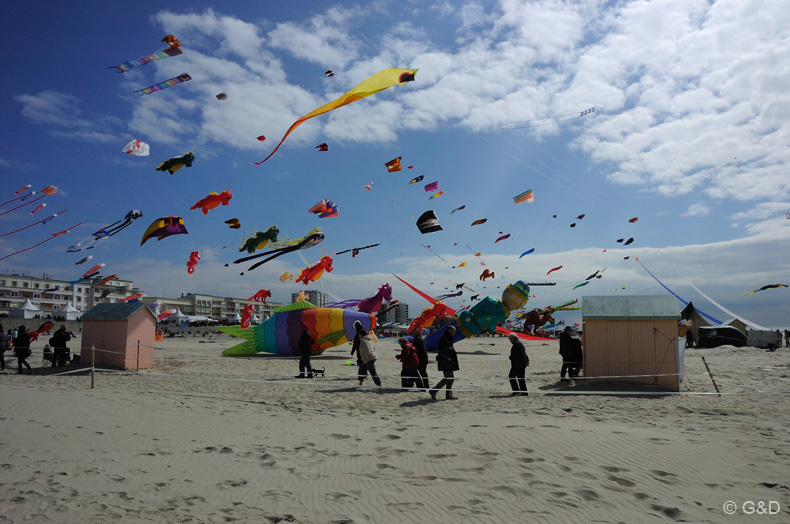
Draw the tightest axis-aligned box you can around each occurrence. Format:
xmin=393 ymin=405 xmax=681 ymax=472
xmin=0 ymin=324 xmax=74 ymax=374
xmin=294 ymin=322 xmax=582 ymax=398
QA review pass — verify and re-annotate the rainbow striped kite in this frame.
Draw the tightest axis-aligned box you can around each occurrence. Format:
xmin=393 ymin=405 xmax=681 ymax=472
xmin=111 ymin=47 xmax=183 ymax=73
xmin=135 ymin=73 xmax=192 ymax=96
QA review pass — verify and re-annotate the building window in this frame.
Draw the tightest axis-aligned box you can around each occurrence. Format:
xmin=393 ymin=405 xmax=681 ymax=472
xmin=10 ymin=291 xmax=18 ymax=297
xmin=33 ymin=293 xmax=40 ymax=299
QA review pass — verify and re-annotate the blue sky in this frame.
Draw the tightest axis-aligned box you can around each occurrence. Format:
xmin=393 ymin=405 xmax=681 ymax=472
xmin=1 ymin=0 xmax=788 ymax=329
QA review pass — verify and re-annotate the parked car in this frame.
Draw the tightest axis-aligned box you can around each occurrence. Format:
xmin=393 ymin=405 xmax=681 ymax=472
xmin=697 ymin=326 xmax=747 ymax=348
xmin=746 ymin=329 xmax=781 ymax=350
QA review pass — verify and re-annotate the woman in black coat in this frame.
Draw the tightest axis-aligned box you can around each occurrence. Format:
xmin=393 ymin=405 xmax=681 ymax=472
xmin=429 ymin=325 xmax=459 ymax=400
xmin=14 ymin=325 xmax=32 ymax=375
xmin=295 ymin=324 xmax=314 ymax=378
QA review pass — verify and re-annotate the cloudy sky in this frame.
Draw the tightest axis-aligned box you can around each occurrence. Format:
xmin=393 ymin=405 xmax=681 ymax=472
xmin=1 ymin=0 xmax=788 ymax=328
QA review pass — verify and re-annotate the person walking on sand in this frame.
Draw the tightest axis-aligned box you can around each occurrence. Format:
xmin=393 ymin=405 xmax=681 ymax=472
xmin=410 ymin=328 xmax=430 ymax=390
xmin=396 ymin=337 xmax=420 ymax=390
xmin=559 ymin=326 xmax=574 ymax=382
xmin=0 ymin=324 xmax=8 ymax=372
xmin=429 ymin=325 xmax=459 ymax=400
xmin=508 ymin=333 xmax=529 ymax=396
xmin=295 ymin=324 xmax=314 ymax=378
xmin=351 ymin=320 xmax=370 ymax=386
xmin=13 ymin=325 xmax=32 ymax=375
xmin=358 ymin=327 xmax=382 ymax=387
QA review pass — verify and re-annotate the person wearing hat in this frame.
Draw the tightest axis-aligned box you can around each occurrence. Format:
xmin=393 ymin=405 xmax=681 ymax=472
xmin=429 ymin=325 xmax=459 ymax=400
xmin=508 ymin=333 xmax=529 ymax=396
xmin=410 ymin=328 xmax=430 ymax=390
xmin=355 ymin=322 xmax=382 ymax=387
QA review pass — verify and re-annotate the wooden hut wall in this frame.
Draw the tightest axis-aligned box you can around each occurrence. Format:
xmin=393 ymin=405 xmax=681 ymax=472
xmin=583 ymin=319 xmax=679 ymax=390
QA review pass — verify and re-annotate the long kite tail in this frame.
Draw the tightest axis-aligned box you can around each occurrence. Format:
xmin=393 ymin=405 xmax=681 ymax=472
xmin=0 ymin=222 xmax=82 ymax=262
xmin=0 ymin=195 xmax=45 ymax=217
xmin=0 ymin=210 xmax=67 ymax=237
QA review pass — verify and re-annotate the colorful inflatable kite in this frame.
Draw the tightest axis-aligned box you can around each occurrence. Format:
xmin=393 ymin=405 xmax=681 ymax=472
xmin=429 ymin=191 xmax=444 ymax=200
xmin=216 ymin=92 xmax=228 ymax=100
xmin=357 ymin=283 xmax=393 ymax=314
xmin=295 ymin=255 xmax=333 ymax=285
xmin=316 ymin=143 xmax=328 ymax=151
xmin=547 ymin=265 xmax=563 ymax=275
xmin=96 ymin=274 xmax=117 ymax=287
xmin=519 ymin=248 xmax=535 ymax=258
xmin=140 ymin=216 xmax=188 ymax=245
xmin=495 ymin=234 xmax=510 ymax=243
xmin=255 ymin=69 xmax=417 ymax=165
xmin=385 ymin=157 xmax=403 ymax=173
xmin=122 ymin=139 xmax=150 ymax=156
xmin=220 ymin=301 xmax=377 ymax=356
xmin=279 ymin=271 xmax=294 ymax=283
xmin=187 ymin=251 xmax=200 ymax=274
xmin=480 ymin=269 xmax=495 ymax=281
xmin=135 ymin=73 xmax=192 ymax=96
xmin=417 ymin=210 xmax=442 ymax=234
xmin=629 ymin=217 xmax=639 ymax=223
xmin=471 ymin=219 xmax=487 ymax=226
xmin=408 ymin=176 xmax=424 ymax=184
xmin=450 ymin=205 xmax=466 ymax=214
xmin=156 ymin=152 xmax=194 ymax=175
xmin=424 ymin=181 xmax=439 ymax=192
xmin=308 ymin=199 xmax=338 ymax=218
xmin=75 ymin=256 xmax=92 ymax=265
xmin=746 ymin=284 xmax=788 ymax=295
xmin=110 ymin=38 xmax=182 ymax=73
xmin=248 ymin=289 xmax=272 ymax=304
xmin=238 ymin=225 xmax=280 ymax=253
xmin=225 ymin=218 xmax=241 ymax=229
xmin=191 ymin=190 xmax=232 ymax=215
xmin=573 ymin=281 xmax=589 ymax=290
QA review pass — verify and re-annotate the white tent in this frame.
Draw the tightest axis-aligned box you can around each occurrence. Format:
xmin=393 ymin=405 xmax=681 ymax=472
xmin=9 ymin=298 xmax=41 ymax=319
xmin=250 ymin=314 xmax=262 ymax=325
xmin=169 ymin=309 xmax=191 ymax=323
xmin=56 ymin=301 xmax=81 ymax=321
xmin=228 ymin=313 xmax=242 ymax=325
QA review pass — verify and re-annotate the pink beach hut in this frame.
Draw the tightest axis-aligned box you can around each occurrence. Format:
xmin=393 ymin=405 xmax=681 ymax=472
xmin=80 ymin=303 xmax=157 ymax=370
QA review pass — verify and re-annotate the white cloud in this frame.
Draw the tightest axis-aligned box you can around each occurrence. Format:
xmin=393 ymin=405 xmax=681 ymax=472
xmin=14 ymin=91 xmax=117 ymax=144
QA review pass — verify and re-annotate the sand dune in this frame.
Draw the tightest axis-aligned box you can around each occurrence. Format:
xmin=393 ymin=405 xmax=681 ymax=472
xmin=1 ymin=334 xmax=788 ymax=523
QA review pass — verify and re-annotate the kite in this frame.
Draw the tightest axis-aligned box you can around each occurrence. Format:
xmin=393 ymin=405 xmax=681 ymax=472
xmin=585 ymin=268 xmax=606 ymax=280
xmin=746 ymin=284 xmax=788 ymax=295
xmin=409 ymin=302 xmax=455 ymax=333
xmin=216 ymin=92 xmax=228 ymax=100
xmin=450 ymin=205 xmax=466 ymax=214
xmin=0 ymin=209 xmax=67 ymax=238
xmin=295 ymin=255 xmax=334 ymax=285
xmin=547 ymin=265 xmax=563 ymax=275
xmin=75 ymin=256 xmax=92 ymax=265
xmin=471 ymin=219 xmax=487 ymax=226
xmin=225 ymin=218 xmax=241 ymax=229
xmin=606 ymin=285 xmax=627 ymax=292
xmin=629 ymin=217 xmax=638 ymax=223
xmin=220 ymin=301 xmax=377 ymax=355
xmin=385 ymin=157 xmax=403 ymax=173
xmin=494 ymin=234 xmax=510 ymax=243
xmin=417 ymin=210 xmax=442 ymax=234
xmin=257 ymin=135 xmax=266 ymax=141
xmin=363 ymin=181 xmax=373 ymax=191
xmin=120 ymin=293 xmax=145 ymax=303
xmin=457 ymin=262 xmax=467 ymax=268
xmin=67 ymin=210 xmax=143 ymax=252
xmin=0 ymin=222 xmax=81 ymax=262
xmin=334 ymin=243 xmax=380 ymax=256
xmin=191 ymin=190 xmax=232 ymax=215
xmin=480 ymin=269 xmax=495 ymax=281
xmin=135 ymin=73 xmax=192 ymax=96
xmin=140 ymin=216 xmax=188 ymax=245
xmin=255 ymin=68 xmax=417 ymax=165
xmin=27 ymin=321 xmax=54 ymax=344
xmin=122 ymin=139 xmax=150 ymax=156
xmin=500 ymin=107 xmax=595 ymax=130
xmin=99 ymin=287 xmax=122 ymax=298
xmin=357 ymin=283 xmax=393 ymax=314
xmin=408 ymin=176 xmax=424 ymax=184
xmin=162 ymin=35 xmax=181 ymax=48
xmin=308 ymin=199 xmax=338 ymax=218
xmin=0 ymin=185 xmax=57 ymax=216
xmin=15 ymin=184 xmax=31 ymax=194
xmin=470 ymin=294 xmax=480 ymax=301
xmin=576 ymin=214 xmax=586 ymax=220
xmin=96 ymin=274 xmax=118 ymax=287
xmin=573 ymin=281 xmax=589 ymax=290
xmin=239 ymin=225 xmax=280 ymax=253
xmin=623 ymin=256 xmax=630 ymax=260
xmin=623 ymin=237 xmax=635 ymax=245
xmin=82 ymin=263 xmax=105 ymax=279
xmin=279 ymin=272 xmax=294 ymax=283
xmin=519 ymin=248 xmax=535 ymax=258
xmin=110 ymin=42 xmax=182 ymax=73
xmin=424 ymin=181 xmax=439 ymax=192
xmin=316 ymin=143 xmax=328 ymax=151
xmin=570 ymin=223 xmax=576 ymax=228
xmin=156 ymin=152 xmax=194 ymax=175
xmin=294 ymin=291 xmax=308 ymax=302
xmin=429 ymin=191 xmax=444 ymax=200
xmin=187 ymin=251 xmax=200 ymax=274
xmin=234 ymin=228 xmax=325 ymax=272
xmin=513 ymin=189 xmax=534 ymax=203
xmin=325 ymin=70 xmax=334 ymax=77
xmin=249 ymin=289 xmax=272 ymax=305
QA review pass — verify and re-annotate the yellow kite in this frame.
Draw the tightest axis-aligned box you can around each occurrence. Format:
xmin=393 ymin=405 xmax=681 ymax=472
xmin=255 ymin=68 xmax=417 ymax=165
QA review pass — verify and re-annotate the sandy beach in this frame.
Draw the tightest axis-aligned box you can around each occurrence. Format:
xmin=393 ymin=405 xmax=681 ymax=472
xmin=2 ymin=332 xmax=788 ymax=523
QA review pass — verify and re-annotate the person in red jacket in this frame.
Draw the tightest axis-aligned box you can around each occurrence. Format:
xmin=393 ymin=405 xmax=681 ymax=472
xmin=396 ymin=337 xmax=420 ymax=390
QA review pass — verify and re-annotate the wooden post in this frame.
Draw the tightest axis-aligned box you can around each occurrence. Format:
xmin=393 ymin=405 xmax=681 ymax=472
xmin=136 ymin=340 xmax=140 ymax=372
xmin=90 ymin=344 xmax=95 ymax=389
xmin=700 ymin=356 xmax=721 ymax=397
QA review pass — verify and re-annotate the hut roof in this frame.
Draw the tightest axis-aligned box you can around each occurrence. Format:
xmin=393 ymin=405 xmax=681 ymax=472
xmin=582 ymin=295 xmax=679 ymax=320
xmin=81 ymin=302 xmax=157 ymax=321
